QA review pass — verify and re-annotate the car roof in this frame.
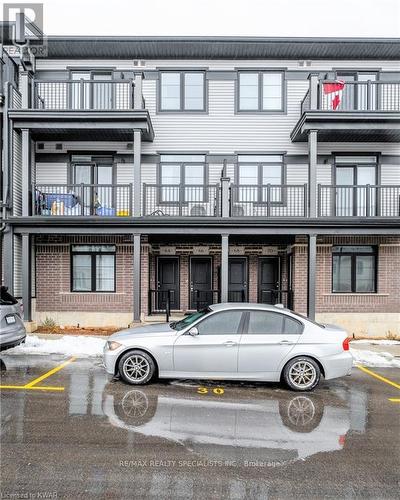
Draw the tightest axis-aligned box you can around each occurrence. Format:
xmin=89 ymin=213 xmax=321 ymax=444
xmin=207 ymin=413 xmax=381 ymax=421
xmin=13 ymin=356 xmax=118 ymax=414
xmin=209 ymin=303 xmax=288 ymax=312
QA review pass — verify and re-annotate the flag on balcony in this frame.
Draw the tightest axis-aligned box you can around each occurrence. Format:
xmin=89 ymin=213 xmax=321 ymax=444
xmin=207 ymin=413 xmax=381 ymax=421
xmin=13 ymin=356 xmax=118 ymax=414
xmin=323 ymin=80 xmax=345 ymax=110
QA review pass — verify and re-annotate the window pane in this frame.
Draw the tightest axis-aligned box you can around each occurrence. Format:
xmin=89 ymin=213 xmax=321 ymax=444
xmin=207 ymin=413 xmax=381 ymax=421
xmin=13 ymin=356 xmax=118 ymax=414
xmin=72 ymin=245 xmax=115 ymax=252
xmin=239 ymin=73 xmax=259 ymax=110
xmin=239 ymin=165 xmax=258 ymax=185
xmin=239 ymin=165 xmax=258 ymax=202
xmin=196 ymin=310 xmax=243 ymax=335
xmin=184 ymin=165 xmax=204 ymax=185
xmin=184 ymin=73 xmax=204 ymax=110
xmin=72 ymin=255 xmax=92 ymax=291
xmin=283 ymin=317 xmax=303 ymax=335
xmin=238 ymin=155 xmax=283 ymax=163
xmin=356 ymin=255 xmax=375 ymax=292
xmin=160 ymin=155 xmax=205 ymax=163
xmin=262 ymin=73 xmax=282 ymax=110
xmin=96 ymin=254 xmax=115 ymax=291
xmin=332 ymin=255 xmax=352 ymax=292
xmin=247 ymin=311 xmax=284 ymax=334
xmin=161 ymin=165 xmax=180 ymax=184
xmin=161 ymin=164 xmax=180 ymax=202
xmin=184 ymin=164 xmax=204 ymax=202
xmin=262 ymin=164 xmax=282 ymax=202
xmin=161 ymin=73 xmax=180 ymax=110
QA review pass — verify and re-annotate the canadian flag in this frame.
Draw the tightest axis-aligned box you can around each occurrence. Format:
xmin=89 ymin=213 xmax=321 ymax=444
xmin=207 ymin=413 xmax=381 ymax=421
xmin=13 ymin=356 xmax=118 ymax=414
xmin=323 ymin=80 xmax=345 ymax=110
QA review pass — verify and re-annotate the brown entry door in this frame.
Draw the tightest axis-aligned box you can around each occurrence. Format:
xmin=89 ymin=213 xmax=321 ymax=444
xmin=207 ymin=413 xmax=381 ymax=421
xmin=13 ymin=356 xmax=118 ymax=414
xmin=157 ymin=257 xmax=180 ymax=310
xmin=259 ymin=257 xmax=280 ymax=304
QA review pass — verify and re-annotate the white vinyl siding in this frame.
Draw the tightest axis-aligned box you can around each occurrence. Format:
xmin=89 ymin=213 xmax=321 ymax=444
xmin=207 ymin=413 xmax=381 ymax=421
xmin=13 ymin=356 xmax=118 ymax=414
xmin=381 ymin=165 xmax=400 ymax=185
xmin=12 ymin=131 xmax=22 ymax=216
xmin=35 ymin=163 xmax=68 ymax=184
xmin=13 ymin=235 xmax=22 ymax=298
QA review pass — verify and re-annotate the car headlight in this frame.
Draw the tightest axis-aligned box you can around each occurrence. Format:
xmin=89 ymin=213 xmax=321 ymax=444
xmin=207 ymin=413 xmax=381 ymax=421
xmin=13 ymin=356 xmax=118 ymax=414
xmin=107 ymin=341 xmax=122 ymax=351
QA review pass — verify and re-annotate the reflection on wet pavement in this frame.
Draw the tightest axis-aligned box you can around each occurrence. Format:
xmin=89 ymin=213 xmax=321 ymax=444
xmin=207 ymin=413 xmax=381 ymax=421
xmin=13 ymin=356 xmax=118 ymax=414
xmin=1 ymin=355 xmax=398 ymax=499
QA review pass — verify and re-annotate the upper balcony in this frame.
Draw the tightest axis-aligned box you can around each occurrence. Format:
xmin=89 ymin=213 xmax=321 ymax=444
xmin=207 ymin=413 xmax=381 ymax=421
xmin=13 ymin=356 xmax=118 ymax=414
xmin=7 ymin=76 xmax=154 ymax=141
xmin=291 ymin=77 xmax=400 ymax=142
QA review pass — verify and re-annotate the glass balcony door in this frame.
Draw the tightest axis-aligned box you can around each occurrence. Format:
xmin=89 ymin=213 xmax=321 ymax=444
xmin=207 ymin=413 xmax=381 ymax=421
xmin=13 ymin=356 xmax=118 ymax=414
xmin=336 ymin=73 xmax=377 ymax=111
xmin=336 ymin=164 xmax=376 ymax=216
xmin=73 ymin=162 xmax=113 ymax=214
xmin=71 ymin=72 xmax=113 ymax=110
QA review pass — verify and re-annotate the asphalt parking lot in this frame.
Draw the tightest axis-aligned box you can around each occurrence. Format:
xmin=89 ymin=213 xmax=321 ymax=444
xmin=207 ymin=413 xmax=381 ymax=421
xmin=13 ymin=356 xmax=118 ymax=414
xmin=0 ymin=354 xmax=399 ymax=499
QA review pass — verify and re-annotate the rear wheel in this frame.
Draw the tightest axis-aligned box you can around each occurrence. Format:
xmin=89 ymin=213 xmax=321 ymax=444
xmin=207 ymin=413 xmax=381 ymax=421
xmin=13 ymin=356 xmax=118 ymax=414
xmin=118 ymin=350 xmax=156 ymax=385
xmin=283 ymin=356 xmax=321 ymax=392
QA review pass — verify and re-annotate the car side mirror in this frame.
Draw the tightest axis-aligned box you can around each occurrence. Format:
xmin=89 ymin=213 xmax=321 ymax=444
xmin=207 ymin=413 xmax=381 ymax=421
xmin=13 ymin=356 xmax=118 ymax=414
xmin=188 ymin=327 xmax=199 ymax=336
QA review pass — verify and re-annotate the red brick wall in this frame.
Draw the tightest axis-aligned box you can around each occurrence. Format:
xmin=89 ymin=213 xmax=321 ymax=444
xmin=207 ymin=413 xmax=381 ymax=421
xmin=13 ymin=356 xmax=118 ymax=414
xmin=292 ymin=235 xmax=400 ymax=314
xmin=35 ymin=235 xmax=149 ymax=315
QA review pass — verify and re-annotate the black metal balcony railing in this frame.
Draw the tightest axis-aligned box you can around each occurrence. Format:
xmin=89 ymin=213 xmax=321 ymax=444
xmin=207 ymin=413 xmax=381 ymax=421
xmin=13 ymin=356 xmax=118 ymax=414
xmin=302 ymin=81 xmax=400 ymax=113
xmin=33 ymin=79 xmax=135 ymax=110
xmin=230 ymin=185 xmax=308 ymax=217
xmin=191 ymin=289 xmax=220 ymax=311
xmin=33 ymin=184 xmax=132 ymax=216
xmin=318 ymin=185 xmax=400 ymax=217
xmin=142 ymin=184 xmax=220 ymax=217
xmin=29 ymin=182 xmax=400 ymax=218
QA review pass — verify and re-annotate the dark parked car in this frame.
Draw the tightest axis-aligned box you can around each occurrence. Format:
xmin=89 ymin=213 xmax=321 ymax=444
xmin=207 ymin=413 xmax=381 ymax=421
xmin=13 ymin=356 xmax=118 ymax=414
xmin=0 ymin=286 xmax=26 ymax=351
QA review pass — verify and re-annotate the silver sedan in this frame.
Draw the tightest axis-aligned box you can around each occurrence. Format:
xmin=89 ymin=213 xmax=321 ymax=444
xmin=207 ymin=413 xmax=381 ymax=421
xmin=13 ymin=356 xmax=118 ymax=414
xmin=103 ymin=303 xmax=353 ymax=391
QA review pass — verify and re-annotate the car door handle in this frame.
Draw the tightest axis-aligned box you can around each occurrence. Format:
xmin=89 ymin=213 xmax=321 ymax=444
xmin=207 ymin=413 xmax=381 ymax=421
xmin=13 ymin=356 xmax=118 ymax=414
xmin=223 ymin=341 xmax=237 ymax=347
xmin=278 ymin=340 xmax=295 ymax=345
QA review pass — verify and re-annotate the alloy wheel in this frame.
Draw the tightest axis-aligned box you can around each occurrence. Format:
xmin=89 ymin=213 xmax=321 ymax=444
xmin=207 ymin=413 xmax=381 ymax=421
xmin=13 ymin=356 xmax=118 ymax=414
xmin=122 ymin=355 xmax=151 ymax=383
xmin=288 ymin=361 xmax=317 ymax=390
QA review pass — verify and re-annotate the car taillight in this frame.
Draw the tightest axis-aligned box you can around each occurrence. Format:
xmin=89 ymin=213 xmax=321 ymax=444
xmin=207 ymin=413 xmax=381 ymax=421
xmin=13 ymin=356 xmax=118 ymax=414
xmin=342 ymin=338 xmax=350 ymax=351
xmin=339 ymin=434 xmax=346 ymax=446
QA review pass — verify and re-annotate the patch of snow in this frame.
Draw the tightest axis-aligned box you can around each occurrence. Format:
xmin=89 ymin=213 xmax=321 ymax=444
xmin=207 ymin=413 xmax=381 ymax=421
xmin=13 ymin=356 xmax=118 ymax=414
xmin=6 ymin=335 xmax=105 ymax=357
xmin=350 ymin=348 xmax=400 ymax=368
xmin=351 ymin=339 xmax=400 ymax=345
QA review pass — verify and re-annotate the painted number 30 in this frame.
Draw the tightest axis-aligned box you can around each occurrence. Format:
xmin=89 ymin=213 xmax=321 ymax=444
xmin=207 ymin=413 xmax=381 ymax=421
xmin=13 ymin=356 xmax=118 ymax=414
xmin=197 ymin=387 xmax=224 ymax=395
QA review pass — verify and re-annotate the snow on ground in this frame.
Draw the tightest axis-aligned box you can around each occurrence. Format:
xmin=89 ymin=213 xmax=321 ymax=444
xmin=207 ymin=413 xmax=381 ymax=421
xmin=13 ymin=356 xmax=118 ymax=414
xmin=350 ymin=348 xmax=400 ymax=368
xmin=4 ymin=335 xmax=400 ymax=368
xmin=351 ymin=339 xmax=400 ymax=345
xmin=6 ymin=335 xmax=105 ymax=357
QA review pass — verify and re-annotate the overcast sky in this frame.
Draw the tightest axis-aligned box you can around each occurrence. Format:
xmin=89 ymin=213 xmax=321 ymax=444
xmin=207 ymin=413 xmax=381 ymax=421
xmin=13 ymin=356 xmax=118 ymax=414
xmin=2 ymin=0 xmax=400 ymax=37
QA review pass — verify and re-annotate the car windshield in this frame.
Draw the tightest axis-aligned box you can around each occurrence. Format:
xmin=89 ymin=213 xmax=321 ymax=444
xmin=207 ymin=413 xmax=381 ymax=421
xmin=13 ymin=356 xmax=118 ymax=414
xmin=171 ymin=308 xmax=211 ymax=331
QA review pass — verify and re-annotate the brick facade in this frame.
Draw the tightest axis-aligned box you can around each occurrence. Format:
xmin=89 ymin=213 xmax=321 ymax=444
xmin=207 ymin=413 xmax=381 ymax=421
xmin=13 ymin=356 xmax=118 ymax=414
xmin=34 ymin=234 xmax=400 ymax=322
xmin=292 ymin=235 xmax=400 ymax=314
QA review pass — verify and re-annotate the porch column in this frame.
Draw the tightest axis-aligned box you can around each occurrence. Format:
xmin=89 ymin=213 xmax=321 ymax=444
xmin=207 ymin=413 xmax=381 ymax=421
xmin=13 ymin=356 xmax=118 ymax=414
xmin=133 ymin=130 xmax=141 ymax=217
xmin=221 ymin=234 xmax=229 ymax=303
xmin=3 ymin=226 xmax=14 ymax=294
xmin=22 ymin=233 xmax=32 ymax=321
xmin=19 ymin=70 xmax=32 ymax=108
xmin=22 ymin=128 xmax=31 ymax=217
xmin=308 ymin=73 xmax=319 ymax=110
xmin=308 ymin=129 xmax=318 ymax=218
xmin=134 ymin=73 xmax=144 ymax=110
xmin=133 ymin=233 xmax=141 ymax=322
xmin=307 ymin=234 xmax=317 ymax=320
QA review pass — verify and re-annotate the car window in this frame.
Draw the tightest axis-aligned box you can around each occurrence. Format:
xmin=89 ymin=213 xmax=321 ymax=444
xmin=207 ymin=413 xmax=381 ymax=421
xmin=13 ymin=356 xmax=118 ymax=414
xmin=247 ymin=311 xmax=303 ymax=335
xmin=173 ymin=308 xmax=210 ymax=331
xmin=196 ymin=310 xmax=243 ymax=335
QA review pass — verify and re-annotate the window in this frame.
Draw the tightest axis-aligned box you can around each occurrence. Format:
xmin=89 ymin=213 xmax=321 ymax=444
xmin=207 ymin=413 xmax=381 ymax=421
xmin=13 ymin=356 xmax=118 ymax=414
xmin=246 ymin=311 xmax=303 ymax=335
xmin=238 ymin=72 xmax=284 ymax=112
xmin=160 ymin=72 xmax=205 ymax=111
xmin=71 ymin=245 xmax=116 ymax=292
xmin=237 ymin=155 xmax=284 ymax=203
xmin=332 ymin=246 xmax=377 ymax=293
xmin=159 ymin=155 xmax=206 ymax=203
xmin=196 ymin=310 xmax=243 ymax=335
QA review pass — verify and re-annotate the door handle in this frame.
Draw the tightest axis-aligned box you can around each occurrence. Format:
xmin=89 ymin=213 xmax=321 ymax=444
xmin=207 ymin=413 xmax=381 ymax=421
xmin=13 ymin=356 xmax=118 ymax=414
xmin=223 ymin=341 xmax=237 ymax=347
xmin=278 ymin=340 xmax=295 ymax=345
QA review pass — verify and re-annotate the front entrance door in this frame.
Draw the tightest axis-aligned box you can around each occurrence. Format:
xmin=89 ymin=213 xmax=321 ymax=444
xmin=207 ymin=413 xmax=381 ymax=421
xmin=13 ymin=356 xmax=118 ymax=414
xmin=259 ymin=257 xmax=280 ymax=304
xmin=157 ymin=257 xmax=180 ymax=310
xmin=190 ymin=257 xmax=212 ymax=310
xmin=228 ymin=257 xmax=247 ymax=302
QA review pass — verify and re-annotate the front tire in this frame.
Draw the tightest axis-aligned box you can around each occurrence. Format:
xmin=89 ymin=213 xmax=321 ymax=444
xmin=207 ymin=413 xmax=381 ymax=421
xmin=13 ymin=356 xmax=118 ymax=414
xmin=282 ymin=356 xmax=321 ymax=392
xmin=118 ymin=350 xmax=156 ymax=385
